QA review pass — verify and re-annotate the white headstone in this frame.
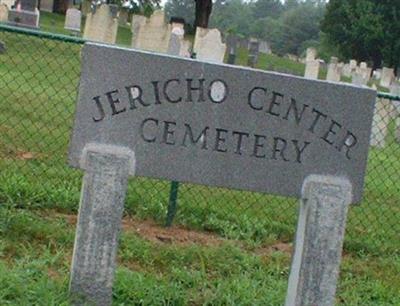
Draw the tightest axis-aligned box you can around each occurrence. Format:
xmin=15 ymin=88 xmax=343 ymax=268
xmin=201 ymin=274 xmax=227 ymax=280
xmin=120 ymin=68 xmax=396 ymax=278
xmin=380 ymin=67 xmax=395 ymax=88
xmin=305 ymin=47 xmax=317 ymax=61
xmin=1 ymin=0 xmax=15 ymax=9
xmin=83 ymin=4 xmax=118 ymax=44
xmin=259 ymin=40 xmax=271 ymax=54
xmin=304 ymin=60 xmax=320 ymax=79
xmin=326 ymin=57 xmax=342 ymax=82
xmin=130 ymin=14 xmax=146 ymax=48
xmin=193 ymin=27 xmax=226 ymax=63
xmin=131 ymin=10 xmax=171 ymax=53
xmin=64 ymin=8 xmax=81 ymax=32
xmin=0 ymin=3 xmax=8 ymax=22
xmin=370 ymin=98 xmax=392 ymax=148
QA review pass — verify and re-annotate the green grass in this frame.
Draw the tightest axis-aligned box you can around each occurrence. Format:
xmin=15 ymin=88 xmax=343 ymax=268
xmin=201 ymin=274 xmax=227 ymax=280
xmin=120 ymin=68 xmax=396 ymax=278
xmin=1 ymin=15 xmax=400 ymax=304
xmin=1 ymin=206 xmax=399 ymax=305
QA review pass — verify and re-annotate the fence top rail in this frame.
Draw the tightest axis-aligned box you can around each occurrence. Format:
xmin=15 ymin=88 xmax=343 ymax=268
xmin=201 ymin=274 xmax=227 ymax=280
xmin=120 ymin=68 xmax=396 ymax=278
xmin=0 ymin=23 xmax=86 ymax=44
xmin=377 ymin=92 xmax=400 ymax=101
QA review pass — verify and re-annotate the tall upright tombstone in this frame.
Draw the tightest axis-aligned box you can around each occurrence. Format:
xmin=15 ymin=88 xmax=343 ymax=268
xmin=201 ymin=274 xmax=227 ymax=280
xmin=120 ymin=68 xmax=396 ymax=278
xmin=130 ymin=14 xmax=147 ymax=48
xmin=193 ymin=27 xmax=226 ymax=63
xmin=8 ymin=0 xmax=39 ymax=28
xmin=226 ymin=34 xmax=238 ymax=64
xmin=259 ymin=40 xmax=271 ymax=54
xmin=326 ymin=56 xmax=342 ymax=82
xmin=247 ymin=38 xmax=259 ymax=68
xmin=0 ymin=4 xmax=8 ymax=22
xmin=167 ymin=18 xmax=185 ymax=56
xmin=131 ymin=10 xmax=171 ymax=53
xmin=64 ymin=8 xmax=81 ymax=34
xmin=83 ymin=4 xmax=118 ymax=44
xmin=380 ymin=67 xmax=395 ymax=88
xmin=1 ymin=0 xmax=15 ymax=9
xmin=68 ymin=42 xmax=375 ymax=305
xmin=304 ymin=48 xmax=319 ymax=79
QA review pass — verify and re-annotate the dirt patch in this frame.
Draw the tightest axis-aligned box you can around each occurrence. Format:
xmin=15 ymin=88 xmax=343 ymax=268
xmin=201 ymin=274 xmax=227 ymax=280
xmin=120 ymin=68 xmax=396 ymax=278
xmin=55 ymin=212 xmax=292 ymax=254
xmin=255 ymin=242 xmax=293 ymax=256
xmin=122 ymin=217 xmax=223 ymax=246
xmin=58 ymin=213 xmax=222 ymax=247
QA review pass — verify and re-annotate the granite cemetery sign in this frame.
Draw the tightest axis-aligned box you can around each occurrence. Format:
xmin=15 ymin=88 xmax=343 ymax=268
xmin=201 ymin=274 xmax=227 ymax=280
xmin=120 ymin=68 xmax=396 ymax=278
xmin=68 ymin=42 xmax=376 ymax=305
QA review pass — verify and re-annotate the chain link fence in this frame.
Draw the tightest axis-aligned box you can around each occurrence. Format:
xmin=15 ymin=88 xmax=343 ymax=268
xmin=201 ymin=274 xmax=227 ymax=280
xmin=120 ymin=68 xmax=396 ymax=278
xmin=0 ymin=24 xmax=399 ymax=255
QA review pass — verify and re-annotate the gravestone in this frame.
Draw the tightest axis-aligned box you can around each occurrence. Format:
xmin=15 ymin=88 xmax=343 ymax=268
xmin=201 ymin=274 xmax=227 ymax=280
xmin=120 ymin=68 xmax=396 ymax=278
xmin=351 ymin=71 xmax=368 ymax=86
xmin=380 ymin=67 xmax=395 ymax=88
xmin=304 ymin=60 xmax=320 ymax=79
xmin=247 ymin=38 xmax=259 ymax=68
xmin=83 ymin=4 xmax=118 ymax=44
xmin=304 ymin=48 xmax=320 ymax=79
xmin=167 ymin=33 xmax=181 ymax=56
xmin=0 ymin=3 xmax=8 ymax=22
xmin=131 ymin=10 xmax=171 ymax=53
xmin=1 ymin=0 xmax=15 ymax=8
xmin=193 ymin=27 xmax=226 ymax=63
xmin=130 ymin=14 xmax=146 ymax=48
xmin=370 ymin=97 xmax=391 ymax=148
xmin=40 ymin=0 xmax=54 ymax=12
xmin=226 ymin=34 xmax=238 ymax=64
xmin=305 ymin=47 xmax=317 ymax=61
xmin=167 ymin=19 xmax=190 ymax=57
xmin=358 ymin=62 xmax=371 ymax=82
xmin=259 ymin=40 xmax=271 ymax=54
xmin=8 ymin=0 xmax=39 ymax=28
xmin=80 ymin=0 xmax=90 ymax=16
xmin=64 ymin=8 xmax=81 ymax=33
xmin=326 ymin=57 xmax=342 ymax=82
xmin=179 ymin=39 xmax=191 ymax=58
xmin=68 ymin=42 xmax=376 ymax=305
xmin=373 ymin=69 xmax=382 ymax=80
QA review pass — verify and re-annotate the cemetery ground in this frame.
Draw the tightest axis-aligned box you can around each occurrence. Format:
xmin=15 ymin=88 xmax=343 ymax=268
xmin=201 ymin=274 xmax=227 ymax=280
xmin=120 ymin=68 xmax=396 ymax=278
xmin=0 ymin=18 xmax=399 ymax=305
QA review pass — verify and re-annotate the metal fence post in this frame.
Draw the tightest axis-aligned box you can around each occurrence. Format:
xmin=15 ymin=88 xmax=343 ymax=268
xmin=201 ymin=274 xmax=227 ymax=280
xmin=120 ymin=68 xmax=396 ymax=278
xmin=165 ymin=181 xmax=180 ymax=227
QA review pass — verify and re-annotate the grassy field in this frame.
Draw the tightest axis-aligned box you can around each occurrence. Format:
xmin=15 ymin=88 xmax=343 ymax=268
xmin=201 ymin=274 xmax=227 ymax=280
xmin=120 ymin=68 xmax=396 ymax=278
xmin=0 ymin=17 xmax=400 ymax=305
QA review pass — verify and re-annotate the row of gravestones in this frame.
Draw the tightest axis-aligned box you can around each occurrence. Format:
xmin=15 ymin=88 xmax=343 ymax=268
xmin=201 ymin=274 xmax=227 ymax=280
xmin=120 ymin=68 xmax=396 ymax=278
xmin=77 ymin=6 xmax=272 ymax=65
xmin=304 ymin=47 xmax=398 ymax=88
xmin=303 ymin=47 xmax=400 ymax=149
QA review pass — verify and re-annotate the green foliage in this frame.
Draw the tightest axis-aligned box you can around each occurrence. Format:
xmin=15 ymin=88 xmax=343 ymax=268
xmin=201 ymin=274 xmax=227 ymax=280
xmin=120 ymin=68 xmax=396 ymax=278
xmin=251 ymin=0 xmax=283 ymax=20
xmin=164 ymin=0 xmax=196 ymax=28
xmin=164 ymin=0 xmax=326 ymax=56
xmin=274 ymin=2 xmax=325 ymax=55
xmin=321 ymin=0 xmax=400 ymax=70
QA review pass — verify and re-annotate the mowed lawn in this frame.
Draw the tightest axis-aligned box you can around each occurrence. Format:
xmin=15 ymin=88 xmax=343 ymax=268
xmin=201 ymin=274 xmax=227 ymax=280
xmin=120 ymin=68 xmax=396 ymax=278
xmin=0 ymin=21 xmax=400 ymax=305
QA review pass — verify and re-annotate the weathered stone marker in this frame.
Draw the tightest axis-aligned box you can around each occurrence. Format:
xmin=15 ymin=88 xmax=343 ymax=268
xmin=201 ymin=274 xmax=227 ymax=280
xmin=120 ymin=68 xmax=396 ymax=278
xmin=68 ymin=42 xmax=376 ymax=305
xmin=285 ymin=175 xmax=352 ymax=306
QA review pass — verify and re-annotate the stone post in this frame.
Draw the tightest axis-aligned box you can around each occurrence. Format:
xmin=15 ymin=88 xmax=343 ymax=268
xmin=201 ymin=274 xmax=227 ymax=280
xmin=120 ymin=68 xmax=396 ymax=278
xmin=285 ymin=175 xmax=352 ymax=306
xmin=69 ymin=144 xmax=135 ymax=306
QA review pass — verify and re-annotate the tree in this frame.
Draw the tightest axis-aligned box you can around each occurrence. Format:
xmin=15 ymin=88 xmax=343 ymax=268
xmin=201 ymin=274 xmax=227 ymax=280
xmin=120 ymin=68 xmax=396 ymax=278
xmin=321 ymin=0 xmax=400 ymax=72
xmin=164 ymin=0 xmax=195 ymax=28
xmin=194 ymin=0 xmax=213 ymax=28
xmin=277 ymin=2 xmax=325 ymax=55
xmin=251 ymin=0 xmax=283 ymax=19
xmin=209 ymin=0 xmax=252 ymax=35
